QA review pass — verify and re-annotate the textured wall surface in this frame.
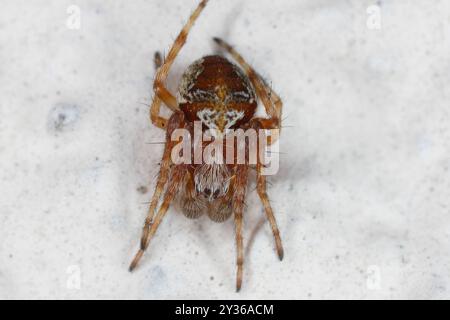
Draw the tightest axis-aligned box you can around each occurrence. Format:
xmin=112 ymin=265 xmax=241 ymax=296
xmin=1 ymin=0 xmax=450 ymax=299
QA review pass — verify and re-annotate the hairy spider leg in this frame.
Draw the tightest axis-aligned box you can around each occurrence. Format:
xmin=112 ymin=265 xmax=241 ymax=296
xmin=130 ymin=112 xmax=186 ymax=271
xmin=150 ymin=52 xmax=168 ymax=129
xmin=152 ymin=0 xmax=209 ymax=114
xmin=233 ymin=165 xmax=249 ymax=292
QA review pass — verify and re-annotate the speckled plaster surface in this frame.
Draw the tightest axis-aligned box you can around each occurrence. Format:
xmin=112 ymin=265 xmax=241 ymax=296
xmin=1 ymin=0 xmax=450 ymax=299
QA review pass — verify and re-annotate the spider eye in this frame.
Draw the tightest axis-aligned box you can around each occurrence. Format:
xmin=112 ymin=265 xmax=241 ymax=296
xmin=213 ymin=189 xmax=220 ymax=199
xmin=204 ymin=188 xmax=211 ymax=196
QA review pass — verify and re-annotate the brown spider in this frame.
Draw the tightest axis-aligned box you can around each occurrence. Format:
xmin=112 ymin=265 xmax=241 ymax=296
xmin=129 ymin=0 xmax=284 ymax=292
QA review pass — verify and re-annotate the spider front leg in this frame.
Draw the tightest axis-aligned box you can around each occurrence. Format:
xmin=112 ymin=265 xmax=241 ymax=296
xmin=129 ymin=112 xmax=186 ymax=271
xmin=233 ymin=165 xmax=249 ymax=292
xmin=150 ymin=52 xmax=168 ymax=129
xmin=152 ymin=0 xmax=209 ymax=112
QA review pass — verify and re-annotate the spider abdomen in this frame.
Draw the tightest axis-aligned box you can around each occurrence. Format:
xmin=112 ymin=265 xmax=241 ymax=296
xmin=178 ymin=55 xmax=257 ymax=131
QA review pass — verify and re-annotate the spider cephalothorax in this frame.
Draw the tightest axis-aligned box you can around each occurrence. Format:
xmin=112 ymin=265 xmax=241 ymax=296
xmin=178 ymin=55 xmax=257 ymax=131
xmin=129 ymin=0 xmax=284 ymax=292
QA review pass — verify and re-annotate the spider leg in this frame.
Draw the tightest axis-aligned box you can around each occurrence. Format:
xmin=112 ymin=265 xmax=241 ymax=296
xmin=213 ymin=37 xmax=283 ymax=144
xmin=150 ymin=52 xmax=169 ymax=129
xmin=232 ymin=165 xmax=249 ymax=292
xmin=153 ymin=0 xmax=209 ymax=112
xmin=150 ymin=96 xmax=167 ymax=129
xmin=130 ymin=164 xmax=187 ymax=271
xmin=256 ymin=161 xmax=284 ymax=260
xmin=129 ymin=112 xmax=185 ymax=271
xmin=257 ymin=75 xmax=283 ymax=124
xmin=250 ymin=119 xmax=284 ymax=260
xmin=257 ymin=76 xmax=283 ymax=145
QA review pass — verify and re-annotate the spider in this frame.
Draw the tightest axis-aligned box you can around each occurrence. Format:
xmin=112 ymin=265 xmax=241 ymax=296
xmin=129 ymin=0 xmax=284 ymax=292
